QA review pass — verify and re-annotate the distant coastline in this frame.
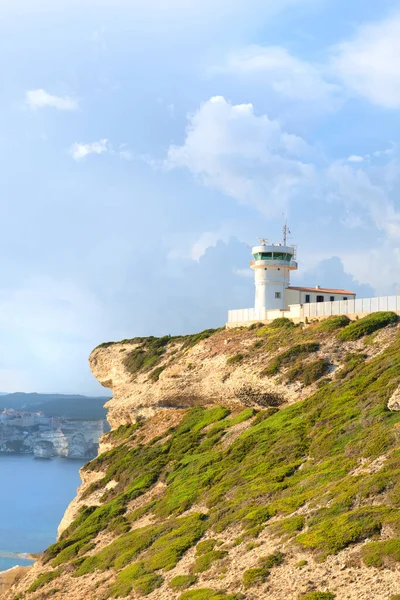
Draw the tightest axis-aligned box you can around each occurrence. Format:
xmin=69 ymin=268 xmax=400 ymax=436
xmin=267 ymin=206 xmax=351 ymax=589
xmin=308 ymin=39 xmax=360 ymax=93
xmin=0 ymin=551 xmax=34 ymax=561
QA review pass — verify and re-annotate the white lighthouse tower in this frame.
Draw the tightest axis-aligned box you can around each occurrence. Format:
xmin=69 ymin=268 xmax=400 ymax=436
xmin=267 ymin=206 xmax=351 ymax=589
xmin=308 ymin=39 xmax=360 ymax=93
xmin=251 ymin=225 xmax=298 ymax=311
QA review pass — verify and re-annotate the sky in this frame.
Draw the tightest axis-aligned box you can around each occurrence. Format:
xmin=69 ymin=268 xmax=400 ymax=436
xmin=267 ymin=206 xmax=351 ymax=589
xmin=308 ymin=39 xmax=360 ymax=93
xmin=1 ymin=0 xmax=400 ymax=394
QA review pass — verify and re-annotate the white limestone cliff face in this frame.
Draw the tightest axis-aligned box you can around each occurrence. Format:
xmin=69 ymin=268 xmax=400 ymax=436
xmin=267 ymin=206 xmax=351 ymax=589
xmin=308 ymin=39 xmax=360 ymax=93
xmin=89 ymin=325 xmax=398 ymax=429
xmin=89 ymin=330 xmax=304 ymax=428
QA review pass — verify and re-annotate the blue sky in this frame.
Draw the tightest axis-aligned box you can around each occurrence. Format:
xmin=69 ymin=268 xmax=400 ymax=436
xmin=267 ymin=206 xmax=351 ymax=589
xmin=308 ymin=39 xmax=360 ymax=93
xmin=1 ymin=0 xmax=400 ymax=394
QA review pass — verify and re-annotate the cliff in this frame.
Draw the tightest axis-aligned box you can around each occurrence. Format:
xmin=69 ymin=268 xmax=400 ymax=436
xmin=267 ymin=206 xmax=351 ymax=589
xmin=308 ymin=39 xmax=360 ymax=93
xmin=7 ymin=313 xmax=400 ymax=600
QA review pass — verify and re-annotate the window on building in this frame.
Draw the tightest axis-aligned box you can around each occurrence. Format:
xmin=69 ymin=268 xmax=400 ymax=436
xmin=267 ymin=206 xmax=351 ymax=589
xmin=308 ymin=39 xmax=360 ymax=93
xmin=275 ymin=292 xmax=281 ymax=299
xmin=253 ymin=252 xmax=273 ymax=260
xmin=305 ymin=294 xmax=310 ymax=303
xmin=253 ymin=251 xmax=293 ymax=262
xmin=343 ymin=296 xmax=348 ymax=301
xmin=330 ymin=296 xmax=335 ymax=302
xmin=316 ymin=295 xmax=324 ymax=303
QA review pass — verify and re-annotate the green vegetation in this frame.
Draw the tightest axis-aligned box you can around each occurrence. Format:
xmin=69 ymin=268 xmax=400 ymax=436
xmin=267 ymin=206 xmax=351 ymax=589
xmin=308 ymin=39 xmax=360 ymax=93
xmin=298 ymin=593 xmax=335 ymax=600
xmin=296 ymin=560 xmax=308 ymax=567
xmin=191 ymin=550 xmax=228 ymax=573
xmin=121 ymin=329 xmax=221 ymax=379
xmin=317 ymin=315 xmax=350 ymax=331
xmin=226 ymin=353 xmax=244 ymax=366
xmin=242 ymin=552 xmax=283 ymax=588
xmin=196 ymin=539 xmax=217 ymax=555
xmin=243 ymin=565 xmax=270 ymax=587
xmin=269 ymin=515 xmax=304 ymax=536
xmin=149 ymin=366 xmax=165 ymax=382
xmin=286 ymin=358 xmax=330 ymax=386
xmin=261 ymin=342 xmax=320 ymax=377
xmin=178 ymin=590 xmax=243 ymax=600
xmin=268 ymin=317 xmax=296 ymax=329
xmin=28 ymin=570 xmax=61 ymax=593
xmin=361 ymin=538 xmax=400 ymax=567
xmin=169 ymin=575 xmax=198 ymax=591
xmin=335 ymin=352 xmax=367 ymax=380
xmin=338 ymin=312 xmax=398 ymax=341
xmin=123 ymin=336 xmax=171 ymax=377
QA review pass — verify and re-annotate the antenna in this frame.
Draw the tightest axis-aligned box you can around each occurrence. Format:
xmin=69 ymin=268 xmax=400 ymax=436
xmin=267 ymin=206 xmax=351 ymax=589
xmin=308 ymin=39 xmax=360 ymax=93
xmin=282 ymin=219 xmax=292 ymax=246
xmin=257 ymin=238 xmax=269 ymax=246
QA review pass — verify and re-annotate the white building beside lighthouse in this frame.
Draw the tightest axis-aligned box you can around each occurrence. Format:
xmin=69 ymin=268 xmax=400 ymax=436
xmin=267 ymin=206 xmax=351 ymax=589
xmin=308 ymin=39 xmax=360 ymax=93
xmin=227 ymin=228 xmax=357 ymax=326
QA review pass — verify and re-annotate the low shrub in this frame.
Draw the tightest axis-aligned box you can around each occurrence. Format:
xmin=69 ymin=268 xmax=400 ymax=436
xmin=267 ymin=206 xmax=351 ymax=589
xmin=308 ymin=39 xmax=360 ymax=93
xmin=252 ymin=408 xmax=279 ymax=424
xmin=296 ymin=560 xmax=308 ymax=568
xmin=268 ymin=318 xmax=296 ymax=329
xmin=169 ymin=575 xmax=198 ymax=591
xmin=286 ymin=359 xmax=330 ymax=386
xmin=226 ymin=353 xmax=244 ymax=366
xmin=191 ymin=550 xmax=228 ymax=573
xmin=259 ymin=551 xmax=284 ymax=569
xmin=361 ymin=538 xmax=400 ymax=567
xmin=270 ymin=516 xmax=304 ymax=536
xmin=28 ymin=570 xmax=61 ymax=593
xmin=296 ymin=507 xmax=386 ymax=558
xmin=335 ymin=353 xmax=367 ymax=380
xmin=243 ymin=552 xmax=283 ymax=588
xmin=298 ymin=593 xmax=335 ymax=600
xmin=243 ymin=565 xmax=270 ymax=587
xmin=178 ymin=591 xmax=243 ymax=600
xmin=317 ymin=315 xmax=350 ymax=331
xmin=133 ymin=573 xmax=164 ymax=596
xmin=249 ymin=322 xmax=265 ymax=330
xmin=196 ymin=539 xmax=217 ymax=555
xmin=149 ymin=366 xmax=165 ymax=382
xmin=261 ymin=343 xmax=319 ymax=377
xmin=338 ymin=312 xmax=398 ymax=341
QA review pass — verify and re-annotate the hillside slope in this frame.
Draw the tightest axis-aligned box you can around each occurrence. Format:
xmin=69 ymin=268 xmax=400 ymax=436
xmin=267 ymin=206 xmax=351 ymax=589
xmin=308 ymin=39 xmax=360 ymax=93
xmin=7 ymin=314 xmax=400 ymax=600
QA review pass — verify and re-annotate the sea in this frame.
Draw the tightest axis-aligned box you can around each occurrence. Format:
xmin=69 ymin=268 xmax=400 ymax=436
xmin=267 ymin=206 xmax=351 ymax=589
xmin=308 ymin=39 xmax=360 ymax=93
xmin=0 ymin=454 xmax=84 ymax=572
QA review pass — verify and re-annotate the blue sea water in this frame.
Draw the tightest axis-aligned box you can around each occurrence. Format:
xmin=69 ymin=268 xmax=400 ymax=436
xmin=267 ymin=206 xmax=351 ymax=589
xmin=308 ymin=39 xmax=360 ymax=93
xmin=0 ymin=454 xmax=84 ymax=572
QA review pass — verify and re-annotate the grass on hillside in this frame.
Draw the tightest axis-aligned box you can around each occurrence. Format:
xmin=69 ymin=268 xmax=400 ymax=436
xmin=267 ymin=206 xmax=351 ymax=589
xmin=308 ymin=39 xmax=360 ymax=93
xmin=338 ymin=312 xmax=398 ymax=341
xmin=260 ymin=342 xmax=320 ymax=377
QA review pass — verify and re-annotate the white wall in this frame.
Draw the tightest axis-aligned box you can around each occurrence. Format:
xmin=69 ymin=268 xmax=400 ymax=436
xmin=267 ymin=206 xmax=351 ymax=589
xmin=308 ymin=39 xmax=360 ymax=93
xmin=227 ymin=295 xmax=400 ymax=325
xmin=302 ymin=295 xmax=400 ymax=318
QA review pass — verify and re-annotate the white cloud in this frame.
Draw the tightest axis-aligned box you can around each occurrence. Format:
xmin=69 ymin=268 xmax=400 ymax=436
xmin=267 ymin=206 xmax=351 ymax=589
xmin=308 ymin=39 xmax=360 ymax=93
xmin=214 ymin=46 xmax=340 ymax=106
xmin=26 ymin=89 xmax=78 ymax=111
xmin=347 ymin=155 xmax=365 ymax=163
xmin=191 ymin=229 xmax=229 ymax=261
xmin=166 ymin=96 xmax=315 ymax=215
xmin=331 ymin=14 xmax=400 ymax=108
xmin=69 ymin=139 xmax=109 ymax=160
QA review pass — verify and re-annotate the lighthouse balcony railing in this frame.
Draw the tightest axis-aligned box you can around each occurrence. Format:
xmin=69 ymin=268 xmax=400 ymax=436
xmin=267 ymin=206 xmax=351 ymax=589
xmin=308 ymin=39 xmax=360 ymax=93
xmin=250 ymin=259 xmax=298 ymax=269
xmin=302 ymin=295 xmax=400 ymax=319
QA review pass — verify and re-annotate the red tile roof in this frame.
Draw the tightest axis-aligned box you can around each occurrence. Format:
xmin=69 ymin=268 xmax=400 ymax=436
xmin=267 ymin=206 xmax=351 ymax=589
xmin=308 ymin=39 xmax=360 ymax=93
xmin=287 ymin=286 xmax=355 ymax=295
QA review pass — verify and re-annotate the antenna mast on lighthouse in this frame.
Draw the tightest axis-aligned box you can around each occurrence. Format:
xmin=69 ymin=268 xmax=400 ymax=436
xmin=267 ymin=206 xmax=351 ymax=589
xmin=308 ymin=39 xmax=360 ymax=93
xmin=282 ymin=220 xmax=292 ymax=246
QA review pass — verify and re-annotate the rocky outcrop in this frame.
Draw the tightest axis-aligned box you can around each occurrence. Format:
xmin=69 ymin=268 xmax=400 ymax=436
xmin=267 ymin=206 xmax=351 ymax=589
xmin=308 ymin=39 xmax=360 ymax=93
xmin=90 ymin=324 xmax=398 ymax=428
xmin=388 ymin=384 xmax=400 ymax=411
xmin=89 ymin=330 xmax=314 ymax=427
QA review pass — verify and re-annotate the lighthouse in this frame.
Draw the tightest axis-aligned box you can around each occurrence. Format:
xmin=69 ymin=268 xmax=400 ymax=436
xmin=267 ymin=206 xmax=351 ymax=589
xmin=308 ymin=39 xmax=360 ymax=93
xmin=250 ymin=225 xmax=298 ymax=311
xmin=227 ymin=224 xmax=357 ymax=327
